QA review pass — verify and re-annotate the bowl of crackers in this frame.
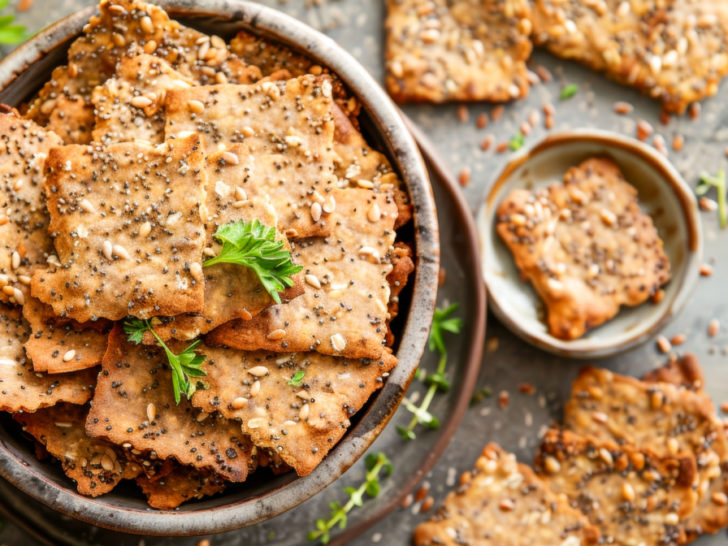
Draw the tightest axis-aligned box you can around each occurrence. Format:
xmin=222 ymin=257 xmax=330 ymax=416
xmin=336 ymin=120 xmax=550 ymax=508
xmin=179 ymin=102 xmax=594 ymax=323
xmin=0 ymin=0 xmax=439 ymax=535
xmin=478 ymin=129 xmax=702 ymax=359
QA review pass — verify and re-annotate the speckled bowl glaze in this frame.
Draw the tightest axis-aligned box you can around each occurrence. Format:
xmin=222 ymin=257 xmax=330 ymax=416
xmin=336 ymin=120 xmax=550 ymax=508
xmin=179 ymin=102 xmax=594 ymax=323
xmin=477 ymin=129 xmax=702 ymax=359
xmin=0 ymin=0 xmax=440 ymax=535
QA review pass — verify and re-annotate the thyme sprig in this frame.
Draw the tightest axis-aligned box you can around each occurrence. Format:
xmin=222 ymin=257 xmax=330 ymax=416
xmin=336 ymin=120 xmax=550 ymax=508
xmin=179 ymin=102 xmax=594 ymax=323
xmin=697 ymin=169 xmax=727 ymax=228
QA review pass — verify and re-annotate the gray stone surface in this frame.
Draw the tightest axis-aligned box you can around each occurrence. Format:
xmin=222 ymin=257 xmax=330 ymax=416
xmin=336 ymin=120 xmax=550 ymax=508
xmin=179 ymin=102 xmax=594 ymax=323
xmin=1 ymin=0 xmax=728 ymax=544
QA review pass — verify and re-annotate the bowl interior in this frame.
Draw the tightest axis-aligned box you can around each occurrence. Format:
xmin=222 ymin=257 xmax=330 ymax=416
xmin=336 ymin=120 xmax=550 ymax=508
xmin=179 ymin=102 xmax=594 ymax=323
xmin=477 ymin=130 xmax=701 ymax=359
xmin=0 ymin=0 xmax=439 ymax=535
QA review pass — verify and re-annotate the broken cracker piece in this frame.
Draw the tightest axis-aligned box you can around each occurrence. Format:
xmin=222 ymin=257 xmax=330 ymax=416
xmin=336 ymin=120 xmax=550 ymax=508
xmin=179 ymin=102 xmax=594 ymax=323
xmin=0 ymin=305 xmax=97 ymax=412
xmin=22 ymin=296 xmax=109 ymax=374
xmin=206 ymin=188 xmax=398 ymax=361
xmin=531 ymin=0 xmax=728 ymax=114
xmin=229 ymin=31 xmax=313 ymax=78
xmin=136 ymin=464 xmax=226 ymax=509
xmin=86 ymin=326 xmax=256 ymax=482
xmin=497 ymin=157 xmax=670 ymax=340
xmin=536 ymin=428 xmax=698 ymax=545
xmin=15 ymin=403 xmax=141 ymax=496
xmin=0 ymin=111 xmax=63 ymax=306
xmin=643 ymin=353 xmax=705 ymax=390
xmin=414 ymin=443 xmax=598 ymax=546
xmin=31 ymin=134 xmax=207 ymax=323
xmin=385 ymin=0 xmax=533 ymax=103
xmin=191 ymin=345 xmax=397 ymax=476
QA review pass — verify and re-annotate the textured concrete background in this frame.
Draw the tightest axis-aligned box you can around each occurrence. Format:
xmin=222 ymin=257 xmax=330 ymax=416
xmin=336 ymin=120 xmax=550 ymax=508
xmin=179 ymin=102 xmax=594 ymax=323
xmin=1 ymin=0 xmax=727 ymax=544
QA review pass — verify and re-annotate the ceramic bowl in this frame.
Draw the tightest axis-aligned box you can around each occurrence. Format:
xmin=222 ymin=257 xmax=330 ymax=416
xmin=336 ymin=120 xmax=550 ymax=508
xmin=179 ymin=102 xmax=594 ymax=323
xmin=0 ymin=0 xmax=439 ymax=535
xmin=477 ymin=129 xmax=702 ymax=359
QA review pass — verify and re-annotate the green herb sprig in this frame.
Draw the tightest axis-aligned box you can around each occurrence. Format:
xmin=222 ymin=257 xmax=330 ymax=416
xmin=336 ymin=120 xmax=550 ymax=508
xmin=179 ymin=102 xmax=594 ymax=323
xmin=697 ymin=169 xmax=727 ymax=228
xmin=0 ymin=0 xmax=27 ymax=46
xmin=204 ymin=219 xmax=302 ymax=304
xmin=560 ymin=83 xmax=579 ymax=100
xmin=307 ymin=452 xmax=393 ymax=544
xmin=398 ymin=303 xmax=462 ymax=440
xmin=123 ymin=318 xmax=207 ymax=404
xmin=287 ymin=370 xmax=305 ymax=386
xmin=509 ymin=132 xmax=525 ymax=151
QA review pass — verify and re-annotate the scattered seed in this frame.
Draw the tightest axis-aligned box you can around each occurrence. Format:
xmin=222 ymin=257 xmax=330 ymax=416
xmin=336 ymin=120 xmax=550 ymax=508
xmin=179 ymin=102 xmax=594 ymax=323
xmin=708 ymin=319 xmax=720 ymax=337
xmin=247 ymin=417 xmax=265 ymax=429
xmin=496 ymin=142 xmax=509 ymax=153
xmin=113 ymin=244 xmax=130 ymax=260
xmin=401 ymin=494 xmax=413 ymax=508
xmin=459 ymin=167 xmax=471 ymax=187
xmin=614 ymin=101 xmax=633 ymax=115
xmin=367 ymin=203 xmax=381 ymax=223
xmin=299 ymin=403 xmax=310 ymax=420
xmin=544 ymin=114 xmax=554 ymax=129
xmin=700 ymin=263 xmax=713 ymax=276
xmin=480 ymin=134 xmax=495 ymax=151
xmin=700 ymin=197 xmax=718 ymax=211
xmin=636 ymin=119 xmax=653 ymax=141
xmin=652 ymin=289 xmax=665 ymax=304
xmin=670 ymin=333 xmax=686 ymax=345
xmin=518 ymin=382 xmax=535 ymax=395
xmin=102 ymin=240 xmax=113 ymax=260
xmin=322 ymin=196 xmax=336 ymax=213
xmin=457 ymin=105 xmax=468 ymax=123
xmin=498 ymin=390 xmax=509 ymax=409
xmin=130 ymin=95 xmax=153 ymax=108
xmin=476 ymin=112 xmax=488 ymax=129
xmin=421 ymin=496 xmax=435 ymax=513
xmin=12 ymin=288 xmax=24 ymax=306
xmin=656 ymin=335 xmax=672 ymax=353
xmin=11 ymin=251 xmax=20 ymax=270
xmin=535 ymin=65 xmax=552 ymax=82
xmin=689 ymin=103 xmax=701 ymax=120
xmin=653 ymin=134 xmax=667 ymax=156
xmin=491 ymin=105 xmax=504 ymax=122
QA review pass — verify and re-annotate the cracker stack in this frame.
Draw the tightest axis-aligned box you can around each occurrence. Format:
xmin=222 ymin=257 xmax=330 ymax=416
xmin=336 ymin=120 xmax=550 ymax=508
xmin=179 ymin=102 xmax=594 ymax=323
xmin=3 ymin=0 xmax=415 ymax=509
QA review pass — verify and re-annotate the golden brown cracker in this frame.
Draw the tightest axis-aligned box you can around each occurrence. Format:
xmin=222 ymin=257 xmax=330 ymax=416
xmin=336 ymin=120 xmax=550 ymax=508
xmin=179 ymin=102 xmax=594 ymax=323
xmin=92 ymin=54 xmax=196 ymax=145
xmin=532 ymin=0 xmax=728 ymax=114
xmin=86 ymin=326 xmax=255 ymax=482
xmin=15 ymin=403 xmax=141 ymax=496
xmin=0 ymin=305 xmax=97 ymax=412
xmin=206 ymin=189 xmax=398 ymax=361
xmin=31 ymin=135 xmax=207 ymax=322
xmin=643 ymin=353 xmax=705 ymax=390
xmin=163 ymin=75 xmax=336 ymax=156
xmin=536 ymin=429 xmax=697 ymax=545
xmin=0 ymin=112 xmax=63 ymax=305
xmin=191 ymin=345 xmax=396 ymax=476
xmin=385 ymin=0 xmax=533 ymax=103
xmin=229 ymin=31 xmax=313 ymax=78
xmin=136 ymin=465 xmax=226 ymax=509
xmin=414 ymin=443 xmax=598 ymax=546
xmin=22 ymin=296 xmax=109 ymax=374
xmin=497 ymin=157 xmax=671 ymax=340
xmin=386 ymin=242 xmax=415 ymax=346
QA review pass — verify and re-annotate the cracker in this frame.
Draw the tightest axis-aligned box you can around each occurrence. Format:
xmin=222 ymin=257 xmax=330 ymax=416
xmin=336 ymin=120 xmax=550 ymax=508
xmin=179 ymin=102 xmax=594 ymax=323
xmin=536 ymin=428 xmax=698 ymax=545
xmin=191 ymin=345 xmax=397 ymax=476
xmin=43 ymin=96 xmax=94 ymax=145
xmin=643 ymin=353 xmax=704 ymax=390
xmin=22 ymin=296 xmax=109 ymax=374
xmin=200 ymin=144 xmax=339 ymax=239
xmin=0 ymin=305 xmax=97 ymax=412
xmin=27 ymin=0 xmax=260 ymax=138
xmin=92 ymin=54 xmax=196 ymax=145
xmin=384 ymin=0 xmax=533 ymax=103
xmin=0 ymin=112 xmax=63 ymax=305
xmin=497 ymin=157 xmax=671 ymax=340
xmin=331 ymin=103 xmax=412 ymax=230
xmin=30 ymin=134 xmax=207 ymax=322
xmin=385 ymin=242 xmax=415 ymax=346
xmin=531 ymin=0 xmax=728 ymax=114
xmin=229 ymin=31 xmax=313 ymax=78
xmin=414 ymin=443 xmax=599 ymax=546
xmin=641 ymin=356 xmax=728 ymax=539
xmin=163 ymin=75 xmax=336 ymax=155
xmin=14 ymin=403 xmax=141 ymax=496
xmin=206 ymin=188 xmax=398 ymax=361
xmin=143 ymin=197 xmax=303 ymax=342
xmin=85 ymin=326 xmax=256 ymax=482
xmin=136 ymin=465 xmax=226 ymax=509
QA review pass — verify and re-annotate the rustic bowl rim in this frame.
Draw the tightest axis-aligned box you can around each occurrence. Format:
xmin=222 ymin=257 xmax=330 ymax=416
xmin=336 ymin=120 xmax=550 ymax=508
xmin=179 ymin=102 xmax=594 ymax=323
xmin=0 ymin=0 xmax=440 ymax=536
xmin=477 ymin=128 xmax=702 ymax=359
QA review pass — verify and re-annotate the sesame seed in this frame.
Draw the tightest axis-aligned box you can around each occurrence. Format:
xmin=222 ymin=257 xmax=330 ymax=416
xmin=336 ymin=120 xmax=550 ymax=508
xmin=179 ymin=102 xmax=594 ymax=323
xmin=62 ymin=349 xmax=76 ymax=362
xmin=221 ymin=151 xmax=239 ymax=165
xmin=305 ymin=274 xmax=321 ymax=289
xmin=250 ymin=380 xmax=261 ymax=396
xmin=130 ymin=95 xmax=153 ymax=108
xmin=11 ymin=251 xmax=20 ymax=270
xmin=367 ymin=203 xmax=381 ymax=223
xmin=231 ymin=397 xmax=248 ymax=409
xmin=187 ymin=100 xmax=205 ymax=114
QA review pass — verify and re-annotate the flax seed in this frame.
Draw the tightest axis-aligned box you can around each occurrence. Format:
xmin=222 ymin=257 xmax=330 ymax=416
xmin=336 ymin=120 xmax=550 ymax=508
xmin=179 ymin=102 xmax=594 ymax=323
xmin=700 ymin=263 xmax=713 ymax=276
xmin=544 ymin=114 xmax=554 ymax=129
xmin=481 ymin=134 xmax=494 ymax=151
xmin=709 ymin=319 xmax=720 ymax=337
xmin=614 ymin=101 xmax=633 ymax=114
xmin=656 ymin=335 xmax=672 ymax=353
xmin=670 ymin=333 xmax=686 ymax=345
xmin=496 ymin=142 xmax=509 ymax=153
xmin=476 ymin=112 xmax=488 ymax=129
xmin=459 ymin=167 xmax=471 ymax=187
xmin=491 ymin=105 xmax=504 ymax=122
xmin=636 ymin=119 xmax=653 ymax=141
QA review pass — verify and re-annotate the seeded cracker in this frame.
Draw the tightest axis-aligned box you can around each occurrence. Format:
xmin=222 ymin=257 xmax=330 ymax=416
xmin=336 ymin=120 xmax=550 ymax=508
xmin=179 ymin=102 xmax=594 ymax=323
xmin=30 ymin=135 xmax=207 ymax=323
xmin=136 ymin=465 xmax=226 ymax=509
xmin=22 ymin=296 xmax=110 ymax=374
xmin=86 ymin=326 xmax=255 ymax=482
xmin=0 ymin=111 xmax=63 ymax=306
xmin=26 ymin=0 xmax=260 ymax=141
xmin=191 ymin=345 xmax=396 ymax=476
xmin=206 ymin=188 xmax=398 ymax=362
xmin=0 ymin=305 xmax=97 ymax=412
xmin=144 ymin=197 xmax=303 ymax=342
xmin=536 ymin=429 xmax=698 ymax=545
xmin=641 ymin=357 xmax=728 ymax=540
xmin=92 ymin=54 xmax=196 ymax=146
xmin=532 ymin=0 xmax=728 ymax=114
xmin=384 ymin=0 xmax=533 ymax=103
xmin=414 ymin=443 xmax=598 ymax=545
xmin=497 ymin=157 xmax=671 ymax=340
xmin=230 ymin=31 xmax=313 ymax=78
xmin=164 ymin=75 xmax=335 ymax=155
xmin=14 ymin=403 xmax=141 ymax=496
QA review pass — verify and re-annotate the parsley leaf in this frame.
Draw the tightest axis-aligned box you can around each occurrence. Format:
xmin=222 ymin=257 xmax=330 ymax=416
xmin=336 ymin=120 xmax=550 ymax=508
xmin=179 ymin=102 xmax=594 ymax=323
xmin=0 ymin=1 xmax=26 ymax=46
xmin=204 ymin=219 xmax=302 ymax=304
xmin=560 ymin=84 xmax=579 ymax=100
xmin=509 ymin=132 xmax=525 ymax=151
xmin=307 ymin=452 xmax=392 ymax=544
xmin=123 ymin=318 xmax=207 ymax=404
xmin=287 ymin=370 xmax=306 ymax=386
